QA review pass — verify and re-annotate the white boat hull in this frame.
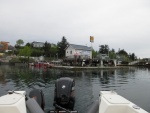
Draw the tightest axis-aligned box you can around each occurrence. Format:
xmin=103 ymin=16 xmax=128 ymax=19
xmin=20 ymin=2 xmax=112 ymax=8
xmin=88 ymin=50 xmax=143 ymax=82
xmin=99 ymin=91 xmax=148 ymax=113
xmin=0 ymin=91 xmax=27 ymax=113
xmin=0 ymin=90 xmax=148 ymax=113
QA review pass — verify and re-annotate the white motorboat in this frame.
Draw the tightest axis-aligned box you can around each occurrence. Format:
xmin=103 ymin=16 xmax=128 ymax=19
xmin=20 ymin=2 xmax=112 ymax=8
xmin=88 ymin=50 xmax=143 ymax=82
xmin=88 ymin=91 xmax=149 ymax=113
xmin=0 ymin=77 xmax=76 ymax=113
xmin=0 ymin=91 xmax=45 ymax=113
xmin=0 ymin=78 xmax=149 ymax=113
xmin=0 ymin=90 xmax=148 ymax=113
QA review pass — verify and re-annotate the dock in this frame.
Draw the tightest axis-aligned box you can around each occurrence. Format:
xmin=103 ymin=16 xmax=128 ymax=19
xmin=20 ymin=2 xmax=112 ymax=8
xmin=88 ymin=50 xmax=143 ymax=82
xmin=52 ymin=65 xmax=129 ymax=70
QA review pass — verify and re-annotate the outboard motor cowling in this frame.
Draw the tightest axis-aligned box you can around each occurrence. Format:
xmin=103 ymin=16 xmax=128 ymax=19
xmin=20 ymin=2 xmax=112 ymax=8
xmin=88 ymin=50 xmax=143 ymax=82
xmin=54 ymin=77 xmax=75 ymax=110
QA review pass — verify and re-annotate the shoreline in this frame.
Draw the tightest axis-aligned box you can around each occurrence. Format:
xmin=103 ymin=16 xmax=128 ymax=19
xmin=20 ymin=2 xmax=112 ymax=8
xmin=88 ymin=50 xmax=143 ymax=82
xmin=0 ymin=62 xmax=148 ymax=71
xmin=51 ymin=65 xmax=130 ymax=70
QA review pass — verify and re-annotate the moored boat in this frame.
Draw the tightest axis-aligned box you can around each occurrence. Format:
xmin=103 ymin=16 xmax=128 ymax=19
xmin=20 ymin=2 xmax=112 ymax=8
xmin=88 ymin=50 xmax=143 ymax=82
xmin=145 ymin=62 xmax=150 ymax=67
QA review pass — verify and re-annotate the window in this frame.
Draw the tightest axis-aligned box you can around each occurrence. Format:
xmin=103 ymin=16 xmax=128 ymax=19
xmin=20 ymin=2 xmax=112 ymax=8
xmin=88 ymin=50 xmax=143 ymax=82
xmin=70 ymin=51 xmax=72 ymax=54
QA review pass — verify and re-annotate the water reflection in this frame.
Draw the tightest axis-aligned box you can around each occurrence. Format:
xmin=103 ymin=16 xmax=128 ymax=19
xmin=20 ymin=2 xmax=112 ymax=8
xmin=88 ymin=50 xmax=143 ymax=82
xmin=0 ymin=65 xmax=150 ymax=113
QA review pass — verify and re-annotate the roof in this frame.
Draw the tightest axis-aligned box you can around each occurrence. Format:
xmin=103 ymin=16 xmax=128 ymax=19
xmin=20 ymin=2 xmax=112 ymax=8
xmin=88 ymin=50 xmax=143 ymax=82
xmin=32 ymin=41 xmax=44 ymax=44
xmin=68 ymin=44 xmax=92 ymax=51
xmin=8 ymin=45 xmax=15 ymax=50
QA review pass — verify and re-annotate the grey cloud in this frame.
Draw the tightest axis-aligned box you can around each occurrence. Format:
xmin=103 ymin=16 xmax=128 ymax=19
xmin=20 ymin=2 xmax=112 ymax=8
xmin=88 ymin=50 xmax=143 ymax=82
xmin=0 ymin=0 xmax=150 ymax=58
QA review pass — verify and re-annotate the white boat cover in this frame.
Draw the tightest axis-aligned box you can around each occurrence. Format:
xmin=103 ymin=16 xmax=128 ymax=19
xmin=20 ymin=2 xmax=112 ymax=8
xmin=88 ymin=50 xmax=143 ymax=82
xmin=0 ymin=91 xmax=27 ymax=113
xmin=99 ymin=91 xmax=148 ymax=113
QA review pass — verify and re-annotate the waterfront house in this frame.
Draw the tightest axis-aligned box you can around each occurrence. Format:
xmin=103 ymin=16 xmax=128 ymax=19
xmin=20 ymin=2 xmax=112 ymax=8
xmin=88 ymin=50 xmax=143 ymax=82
xmin=32 ymin=41 xmax=44 ymax=47
xmin=0 ymin=41 xmax=9 ymax=52
xmin=65 ymin=44 xmax=92 ymax=59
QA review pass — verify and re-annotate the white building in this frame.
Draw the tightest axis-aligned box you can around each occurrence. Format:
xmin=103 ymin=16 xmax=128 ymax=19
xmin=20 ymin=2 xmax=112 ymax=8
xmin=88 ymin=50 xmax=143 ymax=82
xmin=65 ymin=44 xmax=92 ymax=59
xmin=32 ymin=41 xmax=44 ymax=47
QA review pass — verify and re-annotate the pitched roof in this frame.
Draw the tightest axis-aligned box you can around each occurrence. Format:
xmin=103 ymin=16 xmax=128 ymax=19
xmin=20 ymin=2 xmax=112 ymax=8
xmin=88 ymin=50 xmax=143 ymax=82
xmin=8 ymin=45 xmax=15 ymax=50
xmin=69 ymin=44 xmax=92 ymax=51
xmin=32 ymin=41 xmax=44 ymax=44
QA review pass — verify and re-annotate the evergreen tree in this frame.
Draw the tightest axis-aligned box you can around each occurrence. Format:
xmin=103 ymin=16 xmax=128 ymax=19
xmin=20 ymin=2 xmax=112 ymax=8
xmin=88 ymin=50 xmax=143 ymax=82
xmin=99 ymin=45 xmax=109 ymax=54
xmin=25 ymin=42 xmax=33 ymax=48
xmin=57 ymin=36 xmax=69 ymax=58
xmin=117 ymin=49 xmax=128 ymax=56
xmin=43 ymin=41 xmax=51 ymax=57
xmin=129 ymin=53 xmax=137 ymax=61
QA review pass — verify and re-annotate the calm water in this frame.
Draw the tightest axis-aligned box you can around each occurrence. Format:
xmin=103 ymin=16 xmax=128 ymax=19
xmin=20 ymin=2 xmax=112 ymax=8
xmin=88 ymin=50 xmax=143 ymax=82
xmin=0 ymin=65 xmax=150 ymax=113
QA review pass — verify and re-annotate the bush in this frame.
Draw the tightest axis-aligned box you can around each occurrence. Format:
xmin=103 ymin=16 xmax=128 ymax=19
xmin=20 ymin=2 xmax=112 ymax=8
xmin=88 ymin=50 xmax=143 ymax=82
xmin=9 ymin=57 xmax=35 ymax=63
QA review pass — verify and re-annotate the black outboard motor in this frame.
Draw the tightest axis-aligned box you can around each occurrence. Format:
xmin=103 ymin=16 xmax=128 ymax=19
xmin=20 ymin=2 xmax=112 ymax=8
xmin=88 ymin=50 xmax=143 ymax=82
xmin=54 ymin=77 xmax=75 ymax=111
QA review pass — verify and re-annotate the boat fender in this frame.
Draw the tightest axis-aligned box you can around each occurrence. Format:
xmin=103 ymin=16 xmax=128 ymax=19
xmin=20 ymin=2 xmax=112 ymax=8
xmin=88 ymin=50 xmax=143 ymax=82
xmin=29 ymin=89 xmax=45 ymax=110
xmin=87 ymin=100 xmax=99 ymax=113
xmin=26 ymin=98 xmax=45 ymax=113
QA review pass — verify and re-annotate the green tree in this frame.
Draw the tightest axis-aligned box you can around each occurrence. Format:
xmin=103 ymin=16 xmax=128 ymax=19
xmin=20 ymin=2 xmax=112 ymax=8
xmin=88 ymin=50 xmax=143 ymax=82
xmin=19 ymin=46 xmax=32 ymax=63
xmin=25 ymin=42 xmax=33 ymax=48
xmin=50 ymin=45 xmax=57 ymax=58
xmin=19 ymin=46 xmax=32 ymax=57
xmin=16 ymin=39 xmax=24 ymax=47
xmin=43 ymin=41 xmax=51 ymax=57
xmin=57 ymin=36 xmax=69 ymax=58
xmin=116 ymin=49 xmax=129 ymax=61
xmin=99 ymin=44 xmax=109 ymax=54
xmin=109 ymin=48 xmax=116 ymax=59
xmin=92 ymin=49 xmax=98 ymax=58
xmin=129 ymin=53 xmax=137 ymax=61
xmin=31 ymin=48 xmax=42 ymax=57
xmin=117 ymin=49 xmax=128 ymax=56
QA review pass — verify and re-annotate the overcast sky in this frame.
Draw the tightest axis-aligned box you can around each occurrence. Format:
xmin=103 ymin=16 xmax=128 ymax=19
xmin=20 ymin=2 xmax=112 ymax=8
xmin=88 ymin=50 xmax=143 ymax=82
xmin=0 ymin=0 xmax=150 ymax=58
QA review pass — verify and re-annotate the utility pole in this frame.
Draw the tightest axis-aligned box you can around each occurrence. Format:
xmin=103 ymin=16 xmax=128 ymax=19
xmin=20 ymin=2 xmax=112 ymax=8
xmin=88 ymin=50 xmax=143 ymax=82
xmin=90 ymin=36 xmax=94 ymax=59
